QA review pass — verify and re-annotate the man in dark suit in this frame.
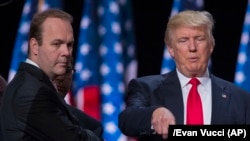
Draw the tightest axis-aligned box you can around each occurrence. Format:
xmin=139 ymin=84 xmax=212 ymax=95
xmin=0 ymin=75 xmax=7 ymax=141
xmin=118 ymin=10 xmax=250 ymax=141
xmin=1 ymin=8 xmax=100 ymax=141
xmin=53 ymin=61 xmax=104 ymax=140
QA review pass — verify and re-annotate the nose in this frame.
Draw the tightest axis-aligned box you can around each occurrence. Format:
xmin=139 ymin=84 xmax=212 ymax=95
xmin=188 ymin=39 xmax=197 ymax=52
xmin=62 ymin=44 xmax=72 ymax=56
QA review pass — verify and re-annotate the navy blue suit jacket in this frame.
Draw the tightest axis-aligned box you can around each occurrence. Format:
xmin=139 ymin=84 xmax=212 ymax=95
xmin=119 ymin=70 xmax=250 ymax=141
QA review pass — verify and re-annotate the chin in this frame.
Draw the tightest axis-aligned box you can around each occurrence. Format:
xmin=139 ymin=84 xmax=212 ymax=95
xmin=56 ymin=70 xmax=66 ymax=75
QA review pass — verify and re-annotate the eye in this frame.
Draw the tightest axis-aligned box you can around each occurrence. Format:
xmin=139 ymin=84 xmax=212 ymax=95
xmin=67 ymin=42 xmax=74 ymax=49
xmin=197 ymin=37 xmax=205 ymax=41
xmin=53 ymin=42 xmax=61 ymax=47
xmin=178 ymin=38 xmax=188 ymax=43
xmin=52 ymin=39 xmax=64 ymax=48
xmin=195 ymin=35 xmax=206 ymax=42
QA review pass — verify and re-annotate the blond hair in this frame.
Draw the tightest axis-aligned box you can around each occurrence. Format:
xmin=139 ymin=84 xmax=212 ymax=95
xmin=164 ymin=10 xmax=215 ymax=46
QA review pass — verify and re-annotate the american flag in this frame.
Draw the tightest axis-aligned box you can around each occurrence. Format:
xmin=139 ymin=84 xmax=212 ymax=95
xmin=161 ymin=0 xmax=204 ymax=74
xmin=119 ymin=0 xmax=137 ymax=85
xmin=72 ymin=0 xmax=137 ymax=140
xmin=8 ymin=0 xmax=38 ymax=82
xmin=72 ymin=0 xmax=101 ymax=120
xmin=98 ymin=0 xmax=127 ymax=140
xmin=234 ymin=0 xmax=250 ymax=92
xmin=8 ymin=0 xmax=63 ymax=82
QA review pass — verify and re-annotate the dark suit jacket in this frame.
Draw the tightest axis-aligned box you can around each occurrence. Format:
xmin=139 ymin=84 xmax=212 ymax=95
xmin=118 ymin=70 xmax=250 ymax=141
xmin=67 ymin=105 xmax=104 ymax=141
xmin=0 ymin=62 xmax=100 ymax=141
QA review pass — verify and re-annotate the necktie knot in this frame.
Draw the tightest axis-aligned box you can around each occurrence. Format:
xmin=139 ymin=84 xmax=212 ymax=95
xmin=189 ymin=78 xmax=200 ymax=86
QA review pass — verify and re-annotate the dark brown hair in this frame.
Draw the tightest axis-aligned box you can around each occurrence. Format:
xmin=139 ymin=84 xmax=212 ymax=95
xmin=28 ymin=8 xmax=73 ymax=54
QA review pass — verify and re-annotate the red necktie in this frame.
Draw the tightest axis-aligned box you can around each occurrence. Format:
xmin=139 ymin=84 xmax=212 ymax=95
xmin=186 ymin=78 xmax=203 ymax=125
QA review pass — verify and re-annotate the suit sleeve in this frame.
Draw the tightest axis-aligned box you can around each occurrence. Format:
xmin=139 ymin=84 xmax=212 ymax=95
xmin=68 ymin=105 xmax=104 ymax=140
xmin=245 ymin=93 xmax=250 ymax=124
xmin=118 ymin=78 xmax=160 ymax=137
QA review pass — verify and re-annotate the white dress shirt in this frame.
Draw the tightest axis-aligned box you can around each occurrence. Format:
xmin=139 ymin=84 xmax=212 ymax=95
xmin=176 ymin=68 xmax=212 ymax=125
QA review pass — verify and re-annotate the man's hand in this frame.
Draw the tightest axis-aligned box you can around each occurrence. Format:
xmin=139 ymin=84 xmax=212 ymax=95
xmin=151 ymin=107 xmax=176 ymax=139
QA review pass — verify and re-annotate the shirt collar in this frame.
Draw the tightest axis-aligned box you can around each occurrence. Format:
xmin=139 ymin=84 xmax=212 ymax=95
xmin=25 ymin=58 xmax=40 ymax=68
xmin=176 ymin=68 xmax=210 ymax=88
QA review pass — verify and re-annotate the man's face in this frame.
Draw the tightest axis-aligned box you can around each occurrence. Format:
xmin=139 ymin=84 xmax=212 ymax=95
xmin=168 ymin=26 xmax=214 ymax=77
xmin=35 ymin=17 xmax=74 ymax=79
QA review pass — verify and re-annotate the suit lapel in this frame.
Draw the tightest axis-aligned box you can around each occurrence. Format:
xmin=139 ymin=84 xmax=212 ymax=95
xmin=153 ymin=70 xmax=232 ymax=125
xmin=210 ymin=74 xmax=231 ymax=124
xmin=155 ymin=71 xmax=184 ymax=124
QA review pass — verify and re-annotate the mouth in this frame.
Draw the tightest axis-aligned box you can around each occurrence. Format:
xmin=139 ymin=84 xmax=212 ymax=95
xmin=189 ymin=57 xmax=199 ymax=62
xmin=59 ymin=62 xmax=67 ymax=66
xmin=57 ymin=62 xmax=68 ymax=70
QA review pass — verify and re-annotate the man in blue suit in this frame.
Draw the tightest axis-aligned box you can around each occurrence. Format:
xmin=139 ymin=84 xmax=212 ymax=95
xmin=118 ymin=10 xmax=250 ymax=141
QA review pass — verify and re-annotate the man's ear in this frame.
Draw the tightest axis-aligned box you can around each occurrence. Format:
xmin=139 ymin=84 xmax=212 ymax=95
xmin=167 ymin=45 xmax=175 ymax=59
xmin=29 ymin=38 xmax=39 ymax=55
